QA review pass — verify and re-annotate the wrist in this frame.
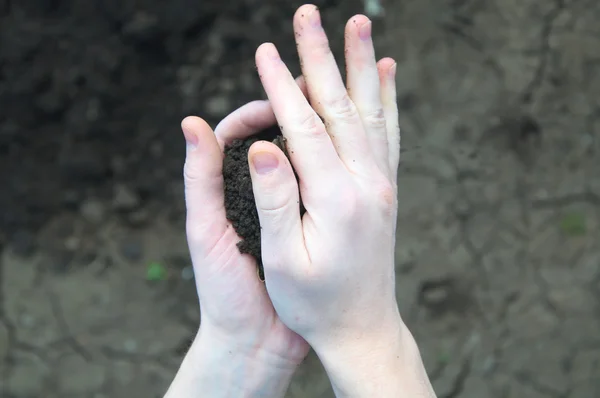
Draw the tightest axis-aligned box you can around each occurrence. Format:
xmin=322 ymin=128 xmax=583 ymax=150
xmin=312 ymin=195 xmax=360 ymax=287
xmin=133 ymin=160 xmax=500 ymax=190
xmin=165 ymin=326 xmax=300 ymax=398
xmin=314 ymin=314 xmax=436 ymax=397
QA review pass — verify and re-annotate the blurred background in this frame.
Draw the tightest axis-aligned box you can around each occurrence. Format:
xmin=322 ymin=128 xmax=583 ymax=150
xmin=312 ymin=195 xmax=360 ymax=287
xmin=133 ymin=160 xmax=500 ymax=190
xmin=0 ymin=0 xmax=599 ymax=397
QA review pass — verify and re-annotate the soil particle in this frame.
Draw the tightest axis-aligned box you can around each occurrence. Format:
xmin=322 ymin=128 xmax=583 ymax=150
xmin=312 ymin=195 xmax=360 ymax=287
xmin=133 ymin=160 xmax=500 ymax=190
xmin=79 ymin=198 xmax=107 ymax=224
xmin=113 ymin=185 xmax=141 ymax=211
xmin=119 ymin=238 xmax=144 ymax=261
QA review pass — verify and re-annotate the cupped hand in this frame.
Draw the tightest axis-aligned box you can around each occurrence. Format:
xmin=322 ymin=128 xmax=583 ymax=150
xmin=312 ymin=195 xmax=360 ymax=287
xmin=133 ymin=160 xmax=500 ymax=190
xmin=249 ymin=4 xmax=401 ymax=351
xmin=181 ymin=98 xmax=309 ymax=369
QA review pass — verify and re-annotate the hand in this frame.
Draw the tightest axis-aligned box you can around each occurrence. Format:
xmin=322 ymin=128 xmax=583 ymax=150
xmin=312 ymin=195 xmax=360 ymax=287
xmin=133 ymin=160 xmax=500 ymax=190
xmin=251 ymin=3 xmax=400 ymax=357
xmin=166 ymin=100 xmax=309 ymax=397
xmin=248 ymin=4 xmax=435 ymax=397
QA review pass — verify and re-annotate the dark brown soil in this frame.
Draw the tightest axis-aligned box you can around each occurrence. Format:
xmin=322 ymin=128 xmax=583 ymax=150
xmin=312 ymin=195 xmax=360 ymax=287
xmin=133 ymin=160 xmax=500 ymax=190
xmin=223 ymin=125 xmax=304 ymax=280
xmin=0 ymin=0 xmax=342 ymax=252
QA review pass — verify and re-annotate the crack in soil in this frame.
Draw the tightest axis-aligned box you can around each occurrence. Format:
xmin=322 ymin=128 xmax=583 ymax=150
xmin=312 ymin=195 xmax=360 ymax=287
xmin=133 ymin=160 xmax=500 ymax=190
xmin=520 ymin=0 xmax=566 ymax=104
xmin=441 ymin=357 xmax=472 ymax=398
xmin=48 ymin=290 xmax=93 ymax=362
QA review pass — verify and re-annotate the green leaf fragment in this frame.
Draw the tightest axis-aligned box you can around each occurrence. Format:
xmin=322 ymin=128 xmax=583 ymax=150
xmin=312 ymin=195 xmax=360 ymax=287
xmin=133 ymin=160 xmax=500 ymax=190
xmin=146 ymin=262 xmax=167 ymax=281
xmin=560 ymin=212 xmax=586 ymax=236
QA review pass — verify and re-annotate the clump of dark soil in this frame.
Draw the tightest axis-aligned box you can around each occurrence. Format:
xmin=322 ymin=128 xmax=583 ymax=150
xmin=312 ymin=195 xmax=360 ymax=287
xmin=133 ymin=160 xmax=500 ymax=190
xmin=223 ymin=126 xmax=304 ymax=280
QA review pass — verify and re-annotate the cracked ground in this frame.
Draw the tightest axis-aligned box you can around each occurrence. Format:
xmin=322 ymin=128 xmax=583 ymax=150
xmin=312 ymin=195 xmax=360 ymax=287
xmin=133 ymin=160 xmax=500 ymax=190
xmin=1 ymin=0 xmax=599 ymax=397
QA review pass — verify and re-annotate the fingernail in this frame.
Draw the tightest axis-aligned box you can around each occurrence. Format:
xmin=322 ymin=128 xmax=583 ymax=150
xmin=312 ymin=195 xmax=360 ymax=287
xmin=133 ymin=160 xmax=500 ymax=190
xmin=389 ymin=62 xmax=397 ymax=78
xmin=307 ymin=6 xmax=321 ymax=27
xmin=252 ymin=152 xmax=279 ymax=175
xmin=359 ymin=21 xmax=372 ymax=41
xmin=182 ymin=127 xmax=198 ymax=151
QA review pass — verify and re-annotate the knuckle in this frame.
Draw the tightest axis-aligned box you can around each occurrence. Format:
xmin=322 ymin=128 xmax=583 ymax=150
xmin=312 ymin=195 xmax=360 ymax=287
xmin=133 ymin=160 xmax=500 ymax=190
xmin=258 ymin=202 xmax=290 ymax=225
xmin=362 ymin=108 xmax=387 ymax=129
xmin=373 ymin=179 xmax=396 ymax=214
xmin=183 ymin=161 xmax=197 ymax=183
xmin=323 ymin=93 xmax=358 ymax=122
xmin=293 ymin=112 xmax=327 ymax=138
xmin=183 ymin=159 xmax=220 ymax=187
xmin=327 ymin=178 xmax=396 ymax=223
xmin=257 ymin=200 xmax=297 ymax=236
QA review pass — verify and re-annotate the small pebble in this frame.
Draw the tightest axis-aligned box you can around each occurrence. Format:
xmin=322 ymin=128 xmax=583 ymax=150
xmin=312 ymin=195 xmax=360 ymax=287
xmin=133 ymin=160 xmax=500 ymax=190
xmin=127 ymin=209 xmax=149 ymax=226
xmin=64 ymin=236 xmax=80 ymax=251
xmin=120 ymin=239 xmax=143 ymax=261
xmin=364 ymin=0 xmax=384 ymax=17
xmin=205 ymin=96 xmax=230 ymax=117
xmin=123 ymin=339 xmax=138 ymax=353
xmin=122 ymin=12 xmax=159 ymax=40
xmin=20 ymin=314 xmax=35 ymax=328
xmin=482 ymin=356 xmax=496 ymax=374
xmin=80 ymin=199 xmax=106 ymax=224
xmin=113 ymin=185 xmax=140 ymax=211
xmin=181 ymin=266 xmax=194 ymax=281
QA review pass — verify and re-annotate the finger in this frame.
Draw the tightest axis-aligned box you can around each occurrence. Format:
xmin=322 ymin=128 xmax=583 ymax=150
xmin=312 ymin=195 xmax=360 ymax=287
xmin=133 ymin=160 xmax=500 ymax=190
xmin=293 ymin=4 xmax=376 ymax=173
xmin=214 ymin=76 xmax=308 ymax=150
xmin=345 ymin=15 xmax=389 ymax=177
xmin=247 ymin=141 xmax=309 ymax=271
xmin=181 ymin=116 xmax=229 ymax=258
xmin=377 ymin=58 xmax=400 ymax=181
xmin=255 ymin=42 xmax=344 ymax=187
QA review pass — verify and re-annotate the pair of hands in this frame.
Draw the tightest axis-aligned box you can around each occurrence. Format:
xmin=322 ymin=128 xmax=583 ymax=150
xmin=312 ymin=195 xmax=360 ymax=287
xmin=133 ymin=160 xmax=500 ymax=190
xmin=167 ymin=4 xmax=435 ymax=397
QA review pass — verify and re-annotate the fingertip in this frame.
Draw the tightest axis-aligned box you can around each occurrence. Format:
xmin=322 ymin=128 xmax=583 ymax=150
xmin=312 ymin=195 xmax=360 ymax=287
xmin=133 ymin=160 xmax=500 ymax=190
xmin=249 ymin=141 xmax=291 ymax=175
xmin=250 ymin=151 xmax=280 ymax=176
xmin=294 ymin=4 xmax=318 ymax=23
xmin=256 ymin=42 xmax=280 ymax=64
xmin=377 ymin=57 xmax=396 ymax=65
xmin=255 ymin=42 xmax=269 ymax=60
xmin=257 ymin=42 xmax=275 ymax=51
xmin=346 ymin=14 xmax=370 ymax=30
xmin=377 ymin=57 xmax=397 ymax=77
xmin=248 ymin=140 xmax=285 ymax=160
xmin=181 ymin=116 xmax=212 ymax=150
xmin=181 ymin=115 xmax=209 ymax=133
xmin=377 ymin=58 xmax=398 ymax=101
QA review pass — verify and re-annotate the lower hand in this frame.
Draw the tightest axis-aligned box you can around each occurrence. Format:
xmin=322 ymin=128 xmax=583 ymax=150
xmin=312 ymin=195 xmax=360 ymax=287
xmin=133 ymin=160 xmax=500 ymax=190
xmin=166 ymin=100 xmax=309 ymax=397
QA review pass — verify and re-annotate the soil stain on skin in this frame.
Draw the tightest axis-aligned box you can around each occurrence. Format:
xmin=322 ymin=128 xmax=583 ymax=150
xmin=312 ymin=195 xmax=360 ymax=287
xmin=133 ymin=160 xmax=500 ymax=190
xmin=223 ymin=126 xmax=305 ymax=280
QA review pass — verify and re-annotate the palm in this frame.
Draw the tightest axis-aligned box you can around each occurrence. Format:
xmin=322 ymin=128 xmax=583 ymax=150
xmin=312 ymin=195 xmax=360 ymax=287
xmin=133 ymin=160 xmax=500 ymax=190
xmin=196 ymin=222 xmax=296 ymax=332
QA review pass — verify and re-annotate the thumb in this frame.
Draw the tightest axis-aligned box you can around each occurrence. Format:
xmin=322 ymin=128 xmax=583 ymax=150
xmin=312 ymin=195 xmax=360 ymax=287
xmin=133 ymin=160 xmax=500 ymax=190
xmin=181 ymin=116 xmax=228 ymax=258
xmin=248 ymin=141 xmax=307 ymax=270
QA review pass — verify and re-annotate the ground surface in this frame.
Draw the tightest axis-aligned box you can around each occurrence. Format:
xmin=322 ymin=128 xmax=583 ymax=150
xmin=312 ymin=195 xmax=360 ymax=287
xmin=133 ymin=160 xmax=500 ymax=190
xmin=1 ymin=0 xmax=599 ymax=397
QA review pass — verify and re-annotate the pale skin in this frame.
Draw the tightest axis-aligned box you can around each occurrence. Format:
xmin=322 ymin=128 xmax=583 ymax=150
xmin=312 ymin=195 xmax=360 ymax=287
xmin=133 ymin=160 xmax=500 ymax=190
xmin=165 ymin=4 xmax=436 ymax=398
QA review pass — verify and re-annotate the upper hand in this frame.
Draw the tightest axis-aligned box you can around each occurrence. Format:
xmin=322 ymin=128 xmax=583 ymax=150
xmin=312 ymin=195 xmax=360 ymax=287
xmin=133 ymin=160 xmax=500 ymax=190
xmin=249 ymin=4 xmax=401 ymax=351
